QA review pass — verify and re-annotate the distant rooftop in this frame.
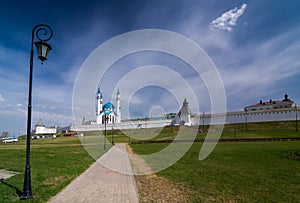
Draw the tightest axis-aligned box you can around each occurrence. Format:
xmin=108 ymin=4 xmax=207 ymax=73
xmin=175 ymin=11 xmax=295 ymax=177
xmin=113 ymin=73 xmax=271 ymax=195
xmin=36 ymin=119 xmax=45 ymax=127
xmin=244 ymin=94 xmax=295 ymax=111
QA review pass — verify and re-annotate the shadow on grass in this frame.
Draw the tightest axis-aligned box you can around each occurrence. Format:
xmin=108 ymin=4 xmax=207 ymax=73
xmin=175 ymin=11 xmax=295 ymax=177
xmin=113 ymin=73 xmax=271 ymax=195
xmin=0 ymin=178 xmax=22 ymax=197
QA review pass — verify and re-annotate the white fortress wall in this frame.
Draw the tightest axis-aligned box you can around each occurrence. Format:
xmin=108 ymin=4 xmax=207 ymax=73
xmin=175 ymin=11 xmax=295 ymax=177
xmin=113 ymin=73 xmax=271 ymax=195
xmin=197 ymin=108 xmax=298 ymax=125
xmin=70 ymin=108 xmax=299 ymax=132
xmin=72 ymin=119 xmax=173 ymax=132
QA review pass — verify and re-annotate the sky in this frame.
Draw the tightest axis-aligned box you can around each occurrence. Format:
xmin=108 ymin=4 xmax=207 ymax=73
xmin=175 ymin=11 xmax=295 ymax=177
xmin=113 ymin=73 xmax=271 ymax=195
xmin=1 ymin=0 xmax=300 ymax=136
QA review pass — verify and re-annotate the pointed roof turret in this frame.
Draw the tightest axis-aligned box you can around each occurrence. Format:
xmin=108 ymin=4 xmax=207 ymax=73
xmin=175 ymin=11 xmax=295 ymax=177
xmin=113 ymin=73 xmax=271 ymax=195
xmin=97 ymin=86 xmax=103 ymax=98
xmin=178 ymin=98 xmax=192 ymax=116
xmin=82 ymin=116 xmax=86 ymax=125
xmin=36 ymin=119 xmax=45 ymax=127
xmin=117 ymin=88 xmax=120 ymax=100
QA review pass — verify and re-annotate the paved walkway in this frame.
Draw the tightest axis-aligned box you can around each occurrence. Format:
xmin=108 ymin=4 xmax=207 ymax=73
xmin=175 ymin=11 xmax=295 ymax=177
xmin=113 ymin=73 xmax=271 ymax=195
xmin=0 ymin=169 xmax=20 ymax=181
xmin=49 ymin=144 xmax=139 ymax=203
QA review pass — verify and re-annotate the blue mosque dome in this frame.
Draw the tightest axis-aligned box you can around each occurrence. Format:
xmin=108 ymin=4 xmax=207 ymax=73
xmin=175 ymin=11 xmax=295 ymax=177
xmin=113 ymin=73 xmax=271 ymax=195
xmin=103 ymin=102 xmax=115 ymax=109
xmin=102 ymin=102 xmax=115 ymax=114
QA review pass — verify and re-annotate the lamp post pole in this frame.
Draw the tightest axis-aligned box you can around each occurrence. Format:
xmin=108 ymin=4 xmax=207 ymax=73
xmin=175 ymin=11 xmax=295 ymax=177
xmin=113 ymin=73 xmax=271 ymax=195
xmin=245 ymin=109 xmax=248 ymax=132
xmin=104 ymin=115 xmax=107 ymax=150
xmin=20 ymin=24 xmax=53 ymax=200
xmin=103 ymin=108 xmax=112 ymax=150
xmin=296 ymin=103 xmax=298 ymax=132
xmin=202 ymin=111 xmax=205 ymax=132
xmin=112 ymin=127 xmax=114 ymax=145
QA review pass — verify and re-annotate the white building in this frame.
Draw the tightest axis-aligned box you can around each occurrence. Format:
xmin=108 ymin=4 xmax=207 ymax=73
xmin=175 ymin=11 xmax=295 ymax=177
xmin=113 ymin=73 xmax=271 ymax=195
xmin=34 ymin=119 xmax=57 ymax=135
xmin=96 ymin=87 xmax=121 ymax=125
xmin=244 ymin=94 xmax=295 ymax=111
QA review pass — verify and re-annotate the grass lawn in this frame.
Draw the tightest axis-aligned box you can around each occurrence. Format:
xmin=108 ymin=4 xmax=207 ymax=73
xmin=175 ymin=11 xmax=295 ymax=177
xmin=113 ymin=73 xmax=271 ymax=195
xmin=78 ymin=121 xmax=300 ymax=145
xmin=0 ymin=137 xmax=96 ymax=203
xmin=1 ymin=120 xmax=299 ymax=202
xmin=130 ymin=141 xmax=300 ymax=202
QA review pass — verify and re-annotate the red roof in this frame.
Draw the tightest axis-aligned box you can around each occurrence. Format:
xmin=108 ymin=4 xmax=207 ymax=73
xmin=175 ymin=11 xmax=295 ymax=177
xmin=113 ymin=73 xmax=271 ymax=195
xmin=246 ymin=100 xmax=293 ymax=108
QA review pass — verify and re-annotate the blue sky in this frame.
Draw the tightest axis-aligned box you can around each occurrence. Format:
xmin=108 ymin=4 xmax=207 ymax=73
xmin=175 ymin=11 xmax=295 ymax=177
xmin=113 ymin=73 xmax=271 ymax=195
xmin=1 ymin=0 xmax=300 ymax=135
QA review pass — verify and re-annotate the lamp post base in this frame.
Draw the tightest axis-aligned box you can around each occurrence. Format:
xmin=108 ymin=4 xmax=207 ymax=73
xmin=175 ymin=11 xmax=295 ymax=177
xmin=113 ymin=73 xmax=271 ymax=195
xmin=19 ymin=192 xmax=33 ymax=200
xmin=20 ymin=165 xmax=33 ymax=200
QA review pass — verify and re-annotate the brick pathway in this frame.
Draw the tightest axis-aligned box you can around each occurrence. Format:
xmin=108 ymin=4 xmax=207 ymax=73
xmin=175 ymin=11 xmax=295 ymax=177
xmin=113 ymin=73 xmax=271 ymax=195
xmin=49 ymin=144 xmax=139 ymax=203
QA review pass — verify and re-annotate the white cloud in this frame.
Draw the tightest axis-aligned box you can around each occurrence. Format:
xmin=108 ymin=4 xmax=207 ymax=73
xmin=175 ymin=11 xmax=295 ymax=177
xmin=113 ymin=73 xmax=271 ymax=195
xmin=175 ymin=3 xmax=300 ymax=110
xmin=0 ymin=93 xmax=5 ymax=102
xmin=210 ymin=3 xmax=247 ymax=31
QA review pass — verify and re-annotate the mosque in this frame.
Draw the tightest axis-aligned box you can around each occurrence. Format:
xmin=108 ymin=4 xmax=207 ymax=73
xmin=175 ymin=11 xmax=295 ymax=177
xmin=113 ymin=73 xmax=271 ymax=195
xmin=94 ymin=86 xmax=195 ymax=127
xmin=95 ymin=87 xmax=121 ymax=125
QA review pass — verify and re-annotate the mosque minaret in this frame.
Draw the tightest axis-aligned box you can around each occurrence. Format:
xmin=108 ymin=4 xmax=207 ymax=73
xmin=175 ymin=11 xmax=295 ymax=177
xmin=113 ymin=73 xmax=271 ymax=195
xmin=116 ymin=89 xmax=121 ymax=123
xmin=96 ymin=87 xmax=103 ymax=124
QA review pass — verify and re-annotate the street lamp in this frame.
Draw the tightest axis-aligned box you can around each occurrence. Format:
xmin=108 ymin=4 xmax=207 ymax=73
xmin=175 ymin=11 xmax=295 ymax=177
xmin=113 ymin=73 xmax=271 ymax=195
xmin=20 ymin=24 xmax=53 ymax=200
xmin=112 ymin=127 xmax=115 ymax=145
xmin=295 ymin=103 xmax=298 ymax=132
xmin=104 ymin=110 xmax=111 ymax=150
xmin=104 ymin=114 xmax=108 ymax=150
xmin=202 ymin=111 xmax=205 ymax=132
xmin=245 ymin=109 xmax=248 ymax=132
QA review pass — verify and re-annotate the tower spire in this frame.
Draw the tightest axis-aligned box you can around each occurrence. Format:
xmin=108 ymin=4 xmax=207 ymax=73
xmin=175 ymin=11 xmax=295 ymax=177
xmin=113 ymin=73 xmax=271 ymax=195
xmin=96 ymin=85 xmax=103 ymax=124
xmin=116 ymin=88 xmax=121 ymax=123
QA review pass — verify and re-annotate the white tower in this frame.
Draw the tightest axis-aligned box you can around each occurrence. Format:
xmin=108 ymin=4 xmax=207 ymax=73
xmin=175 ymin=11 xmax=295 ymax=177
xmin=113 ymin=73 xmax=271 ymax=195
xmin=96 ymin=87 xmax=103 ymax=124
xmin=177 ymin=98 xmax=192 ymax=126
xmin=116 ymin=89 xmax=121 ymax=123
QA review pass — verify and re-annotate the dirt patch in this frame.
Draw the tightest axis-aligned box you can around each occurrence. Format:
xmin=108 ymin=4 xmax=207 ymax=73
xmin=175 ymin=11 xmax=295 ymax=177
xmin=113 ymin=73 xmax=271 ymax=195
xmin=135 ymin=174 xmax=194 ymax=203
xmin=127 ymin=145 xmax=194 ymax=203
xmin=44 ymin=176 xmax=69 ymax=185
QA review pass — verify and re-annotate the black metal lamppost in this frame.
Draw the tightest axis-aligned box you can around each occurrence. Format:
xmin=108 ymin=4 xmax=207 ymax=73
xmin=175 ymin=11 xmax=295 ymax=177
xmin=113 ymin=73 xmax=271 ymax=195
xmin=245 ymin=109 xmax=248 ymax=132
xmin=202 ymin=111 xmax=205 ymax=132
xmin=20 ymin=24 xmax=53 ymax=200
xmin=104 ymin=114 xmax=107 ymax=150
xmin=103 ymin=110 xmax=111 ymax=150
xmin=295 ymin=103 xmax=298 ymax=132
xmin=112 ymin=127 xmax=115 ymax=145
